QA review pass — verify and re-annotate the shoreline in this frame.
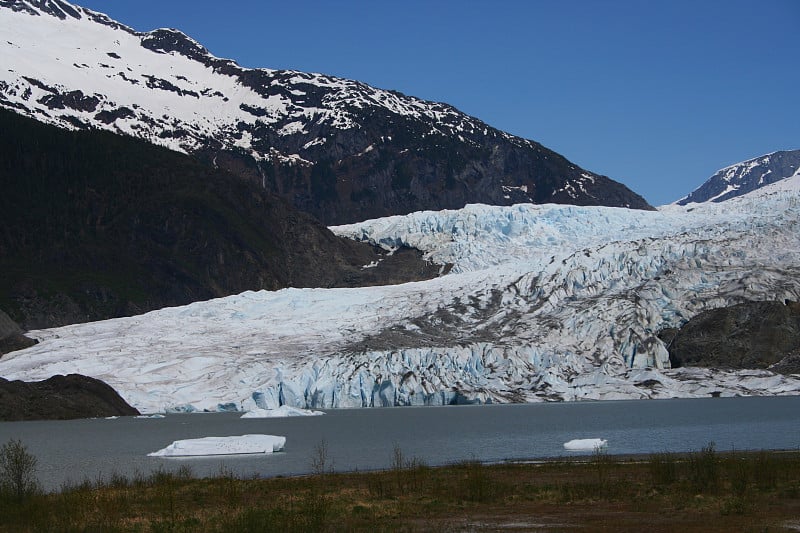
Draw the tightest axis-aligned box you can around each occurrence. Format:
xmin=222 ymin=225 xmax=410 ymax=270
xmin=4 ymin=447 xmax=799 ymax=531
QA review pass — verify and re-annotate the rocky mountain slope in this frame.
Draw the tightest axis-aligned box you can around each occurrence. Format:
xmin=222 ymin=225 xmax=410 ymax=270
xmin=660 ymin=300 xmax=800 ymax=371
xmin=2 ymin=177 xmax=798 ymax=412
xmin=0 ymin=0 xmax=651 ymax=225
xmin=677 ymin=149 xmax=800 ymax=205
xmin=0 ymin=310 xmax=36 ymax=355
xmin=0 ymin=108 xmax=440 ymax=329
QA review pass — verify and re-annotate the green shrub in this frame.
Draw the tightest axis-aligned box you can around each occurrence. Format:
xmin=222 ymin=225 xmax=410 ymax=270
xmin=310 ymin=439 xmax=334 ymax=476
xmin=688 ymin=442 xmax=719 ymax=493
xmin=753 ymin=450 xmax=780 ymax=491
xmin=463 ymin=460 xmax=491 ymax=502
xmin=649 ymin=451 xmax=678 ymax=486
xmin=592 ymin=447 xmax=612 ymax=485
xmin=726 ymin=455 xmax=750 ymax=496
xmin=0 ymin=439 xmax=40 ymax=502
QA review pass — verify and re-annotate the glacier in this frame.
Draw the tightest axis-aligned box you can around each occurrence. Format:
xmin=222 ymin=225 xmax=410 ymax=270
xmin=1 ymin=177 xmax=800 ymax=413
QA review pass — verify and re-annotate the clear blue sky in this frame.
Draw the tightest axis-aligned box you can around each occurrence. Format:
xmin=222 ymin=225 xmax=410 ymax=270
xmin=77 ymin=0 xmax=799 ymax=206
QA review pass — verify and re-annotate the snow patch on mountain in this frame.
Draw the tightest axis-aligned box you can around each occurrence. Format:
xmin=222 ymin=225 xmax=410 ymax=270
xmin=1 ymin=184 xmax=799 ymax=413
xmin=0 ymin=0 xmax=656 ymax=227
xmin=0 ymin=0 xmax=523 ymax=162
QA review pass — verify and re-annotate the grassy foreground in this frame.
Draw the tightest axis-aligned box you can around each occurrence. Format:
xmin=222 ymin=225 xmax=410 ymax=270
xmin=1 ymin=445 xmax=800 ymax=532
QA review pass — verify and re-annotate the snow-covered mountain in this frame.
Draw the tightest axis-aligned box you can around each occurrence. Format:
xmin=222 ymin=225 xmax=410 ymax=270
xmin=2 ymin=0 xmax=798 ymax=413
xmin=2 ymin=177 xmax=799 ymax=413
xmin=677 ymin=149 xmax=800 ymax=205
xmin=0 ymin=0 xmax=651 ymax=224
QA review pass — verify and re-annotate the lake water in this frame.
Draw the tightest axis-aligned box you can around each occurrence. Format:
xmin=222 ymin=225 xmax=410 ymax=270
xmin=1 ymin=396 xmax=799 ymax=491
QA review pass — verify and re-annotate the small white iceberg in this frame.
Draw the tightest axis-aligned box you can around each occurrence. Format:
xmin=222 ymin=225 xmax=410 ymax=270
xmin=136 ymin=414 xmax=166 ymax=419
xmin=240 ymin=405 xmax=325 ymax=418
xmin=563 ymin=438 xmax=608 ymax=451
xmin=148 ymin=434 xmax=286 ymax=457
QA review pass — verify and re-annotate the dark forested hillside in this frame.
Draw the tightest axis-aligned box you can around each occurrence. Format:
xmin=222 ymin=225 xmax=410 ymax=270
xmin=0 ymin=109 xmax=439 ymax=329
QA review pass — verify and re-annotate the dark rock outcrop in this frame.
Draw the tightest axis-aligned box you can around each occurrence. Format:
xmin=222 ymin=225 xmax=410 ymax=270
xmin=660 ymin=300 xmax=800 ymax=372
xmin=204 ymin=125 xmax=653 ymax=226
xmin=0 ymin=310 xmax=36 ymax=355
xmin=0 ymin=374 xmax=139 ymax=420
xmin=768 ymin=353 xmax=800 ymax=375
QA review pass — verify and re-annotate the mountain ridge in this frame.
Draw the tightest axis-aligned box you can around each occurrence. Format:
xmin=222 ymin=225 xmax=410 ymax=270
xmin=677 ymin=149 xmax=800 ymax=205
xmin=0 ymin=0 xmax=651 ymax=224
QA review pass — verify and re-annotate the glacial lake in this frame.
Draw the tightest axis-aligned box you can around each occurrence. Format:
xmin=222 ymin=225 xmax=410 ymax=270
xmin=1 ymin=396 xmax=799 ymax=492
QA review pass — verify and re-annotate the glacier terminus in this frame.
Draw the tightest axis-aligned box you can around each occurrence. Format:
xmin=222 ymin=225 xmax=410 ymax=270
xmin=1 ymin=177 xmax=799 ymax=414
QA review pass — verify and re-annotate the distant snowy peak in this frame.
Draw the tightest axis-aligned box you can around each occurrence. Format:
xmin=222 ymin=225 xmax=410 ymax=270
xmin=677 ymin=149 xmax=800 ymax=205
xmin=0 ymin=0 xmax=651 ymax=223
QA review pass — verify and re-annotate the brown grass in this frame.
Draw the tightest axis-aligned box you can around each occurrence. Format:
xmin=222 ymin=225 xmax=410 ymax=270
xmin=1 ymin=447 xmax=799 ymax=531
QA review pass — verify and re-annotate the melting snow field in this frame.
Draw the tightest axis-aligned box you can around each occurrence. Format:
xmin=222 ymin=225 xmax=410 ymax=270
xmin=2 ymin=178 xmax=800 ymax=413
xmin=148 ymin=435 xmax=286 ymax=457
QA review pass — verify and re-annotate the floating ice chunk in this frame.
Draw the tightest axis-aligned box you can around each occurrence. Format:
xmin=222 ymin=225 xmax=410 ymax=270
xmin=240 ymin=406 xmax=325 ymax=418
xmin=135 ymin=414 xmax=166 ymax=419
xmin=563 ymin=438 xmax=608 ymax=451
xmin=148 ymin=434 xmax=286 ymax=457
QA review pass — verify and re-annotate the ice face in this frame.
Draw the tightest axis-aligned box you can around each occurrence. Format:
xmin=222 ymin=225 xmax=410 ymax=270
xmin=240 ymin=406 xmax=324 ymax=418
xmin=1 ymin=183 xmax=800 ymax=412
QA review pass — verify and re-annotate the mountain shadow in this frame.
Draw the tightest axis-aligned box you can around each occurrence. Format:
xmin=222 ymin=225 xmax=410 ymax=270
xmin=0 ymin=108 xmax=440 ymax=329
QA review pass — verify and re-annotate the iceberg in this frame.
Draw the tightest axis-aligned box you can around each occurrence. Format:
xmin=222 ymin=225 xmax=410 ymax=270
xmin=240 ymin=406 xmax=324 ymax=418
xmin=563 ymin=438 xmax=608 ymax=451
xmin=148 ymin=434 xmax=286 ymax=457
